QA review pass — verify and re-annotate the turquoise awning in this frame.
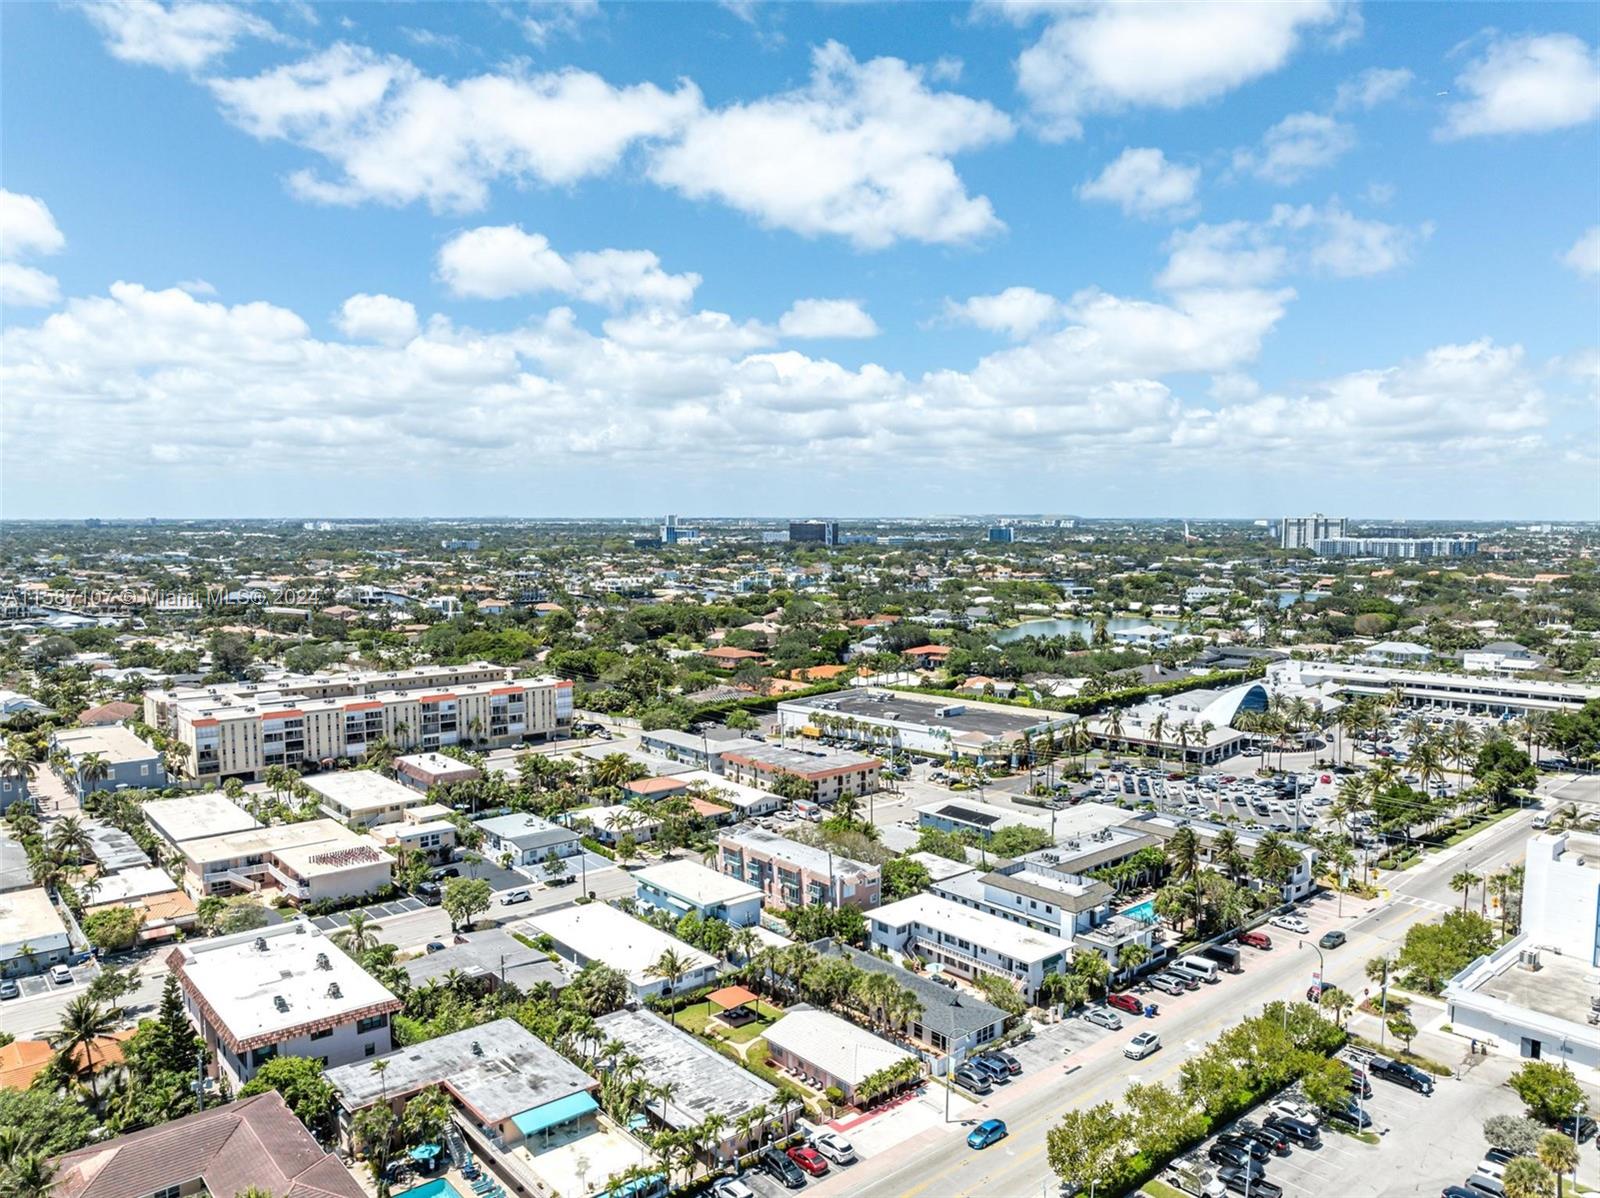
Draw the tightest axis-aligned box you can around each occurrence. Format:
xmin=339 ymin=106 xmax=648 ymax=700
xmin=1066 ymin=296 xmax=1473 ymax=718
xmin=512 ymin=1090 xmax=598 ymax=1137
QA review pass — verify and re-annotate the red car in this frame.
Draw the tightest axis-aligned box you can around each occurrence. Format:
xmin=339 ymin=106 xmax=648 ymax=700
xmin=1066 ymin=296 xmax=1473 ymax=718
xmin=1107 ymin=992 xmax=1145 ymax=1015
xmin=787 ymin=1146 xmax=830 ymax=1177
xmin=1239 ymin=930 xmax=1272 ymax=950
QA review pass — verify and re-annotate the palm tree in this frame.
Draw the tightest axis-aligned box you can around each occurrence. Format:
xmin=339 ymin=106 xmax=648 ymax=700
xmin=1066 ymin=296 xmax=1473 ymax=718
xmin=334 ymin=910 xmax=382 ymax=958
xmin=48 ymin=816 xmax=93 ymax=863
xmin=1448 ymin=720 xmax=1480 ymax=784
xmin=1538 ymin=1130 xmax=1579 ymax=1198
xmin=1211 ymin=829 xmax=1246 ymax=882
xmin=648 ymin=948 xmax=692 ymax=1024
xmin=75 ymin=752 xmax=111 ymax=793
xmin=730 ymin=925 xmax=761 ymax=968
xmin=1165 ymin=826 xmax=1203 ymax=931
xmin=1501 ymin=1156 xmax=1555 ymax=1198
xmin=370 ymin=1057 xmax=390 ymax=1099
xmin=1449 ymin=870 xmax=1480 ymax=913
xmin=50 ymin=995 xmax=119 ymax=1100
xmin=1115 ymin=942 xmax=1149 ymax=978
xmin=2 ymin=1152 xmax=55 ymax=1198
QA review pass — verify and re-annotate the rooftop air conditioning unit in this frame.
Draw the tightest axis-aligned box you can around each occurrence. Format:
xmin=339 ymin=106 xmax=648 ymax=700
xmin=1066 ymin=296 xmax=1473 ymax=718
xmin=273 ymin=995 xmax=289 ymax=1012
xmin=254 ymin=937 xmax=269 ymax=952
xmin=1518 ymin=948 xmax=1542 ymax=972
xmin=315 ymin=953 xmax=331 ymax=971
xmin=326 ymin=983 xmax=341 ymax=999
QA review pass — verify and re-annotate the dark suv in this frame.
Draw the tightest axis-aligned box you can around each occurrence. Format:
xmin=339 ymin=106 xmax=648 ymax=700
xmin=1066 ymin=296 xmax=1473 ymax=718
xmin=1262 ymin=1114 xmax=1321 ymax=1148
xmin=760 ymin=1147 xmax=806 ymax=1189
xmin=1370 ymin=1056 xmax=1433 ymax=1095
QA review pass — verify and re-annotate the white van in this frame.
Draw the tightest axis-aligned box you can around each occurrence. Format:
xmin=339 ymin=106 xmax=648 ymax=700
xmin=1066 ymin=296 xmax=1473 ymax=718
xmin=1169 ymin=956 xmax=1221 ymax=985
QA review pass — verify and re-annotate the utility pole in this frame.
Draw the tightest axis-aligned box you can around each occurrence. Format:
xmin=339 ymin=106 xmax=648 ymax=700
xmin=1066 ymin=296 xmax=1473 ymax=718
xmin=1378 ymin=957 xmax=1390 ymax=1048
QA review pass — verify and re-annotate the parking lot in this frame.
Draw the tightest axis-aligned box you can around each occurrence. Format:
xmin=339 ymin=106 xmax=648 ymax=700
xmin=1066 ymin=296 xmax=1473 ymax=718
xmin=1 ymin=957 xmax=100 ymax=1001
xmin=1177 ymin=1047 xmax=1532 ymax=1198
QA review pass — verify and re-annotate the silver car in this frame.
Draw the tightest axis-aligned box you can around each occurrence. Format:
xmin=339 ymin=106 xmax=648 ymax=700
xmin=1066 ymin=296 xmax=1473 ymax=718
xmin=1084 ymin=1007 xmax=1123 ymax=1030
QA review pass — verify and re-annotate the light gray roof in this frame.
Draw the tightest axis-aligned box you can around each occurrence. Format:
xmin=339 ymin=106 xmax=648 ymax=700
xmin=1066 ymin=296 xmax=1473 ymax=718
xmin=593 ymin=1008 xmax=776 ymax=1130
xmin=326 ymin=1018 xmax=592 ymax=1123
xmin=83 ymin=820 xmax=151 ymax=872
xmin=813 ymin=939 xmax=1008 ymax=1043
xmin=399 ymin=929 xmax=568 ymax=993
xmin=474 ymin=812 xmax=581 ymax=851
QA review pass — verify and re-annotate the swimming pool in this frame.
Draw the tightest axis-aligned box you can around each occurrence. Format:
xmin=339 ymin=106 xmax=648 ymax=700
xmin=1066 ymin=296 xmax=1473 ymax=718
xmin=396 ymin=1181 xmax=464 ymax=1198
xmin=1121 ymin=899 xmax=1157 ymax=924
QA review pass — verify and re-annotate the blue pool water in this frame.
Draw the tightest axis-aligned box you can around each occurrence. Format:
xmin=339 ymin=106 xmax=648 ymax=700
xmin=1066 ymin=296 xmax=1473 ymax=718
xmin=397 ymin=1181 xmax=464 ymax=1198
xmin=1122 ymin=900 xmax=1157 ymax=924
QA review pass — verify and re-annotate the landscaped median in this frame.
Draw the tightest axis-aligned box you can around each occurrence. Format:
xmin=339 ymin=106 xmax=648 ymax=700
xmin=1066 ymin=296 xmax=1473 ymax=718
xmin=1046 ymin=1001 xmax=1350 ymax=1197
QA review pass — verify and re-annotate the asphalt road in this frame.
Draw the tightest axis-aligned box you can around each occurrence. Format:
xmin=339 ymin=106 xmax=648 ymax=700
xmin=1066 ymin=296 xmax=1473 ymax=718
xmin=811 ymin=804 xmax=1548 ymax=1198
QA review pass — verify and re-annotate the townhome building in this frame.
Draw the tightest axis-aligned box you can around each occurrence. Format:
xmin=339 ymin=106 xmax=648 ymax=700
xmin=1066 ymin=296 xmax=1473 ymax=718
xmin=868 ymin=892 xmax=1072 ymax=1002
xmin=717 ymin=744 xmax=882 ymax=802
xmin=633 ymin=859 xmax=763 ymax=927
xmin=718 ymin=826 xmax=881 ymax=910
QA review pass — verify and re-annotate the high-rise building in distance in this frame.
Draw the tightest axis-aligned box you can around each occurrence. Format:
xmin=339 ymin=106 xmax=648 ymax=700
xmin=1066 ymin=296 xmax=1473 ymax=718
xmin=1280 ymin=513 xmax=1346 ymax=550
xmin=789 ymin=520 xmax=839 ymax=545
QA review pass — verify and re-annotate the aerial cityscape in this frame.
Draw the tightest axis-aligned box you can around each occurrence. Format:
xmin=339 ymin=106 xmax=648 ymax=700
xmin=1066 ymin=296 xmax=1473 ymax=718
xmin=2 ymin=4 xmax=1599 ymax=1198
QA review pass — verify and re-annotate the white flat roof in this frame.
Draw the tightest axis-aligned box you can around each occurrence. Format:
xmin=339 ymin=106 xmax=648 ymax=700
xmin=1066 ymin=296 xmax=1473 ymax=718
xmin=527 ymin=903 xmax=716 ymax=985
xmin=763 ymin=1006 xmax=915 ymax=1087
xmin=142 ymin=794 xmax=261 ymax=843
xmin=871 ymin=892 xmax=1074 ymax=963
xmin=177 ymin=818 xmax=370 ymax=863
xmin=81 ymin=865 xmax=181 ymax=903
xmin=0 ymin=886 xmax=69 ymax=946
xmin=302 ymin=771 xmax=428 ymax=813
xmin=634 ymin=859 xmax=762 ymax=908
xmin=54 ymin=723 xmax=159 ymax=763
xmin=170 ymin=919 xmax=397 ymax=1050
xmin=674 ymin=770 xmax=777 ymax=809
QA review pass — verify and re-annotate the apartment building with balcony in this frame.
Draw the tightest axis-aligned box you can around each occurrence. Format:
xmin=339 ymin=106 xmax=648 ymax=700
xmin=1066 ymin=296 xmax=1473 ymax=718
xmin=162 ymin=673 xmax=572 ymax=784
xmin=50 ymin=724 xmax=167 ymax=796
xmin=634 ymin=859 xmax=763 ymax=927
xmin=717 ymin=826 xmax=880 ymax=910
xmin=173 ymin=818 xmax=393 ymax=904
xmin=718 ymin=744 xmax=882 ymax=802
xmin=301 ymin=770 xmax=431 ymax=829
xmin=868 ymin=892 xmax=1072 ymax=1002
xmin=167 ymin=919 xmax=401 ymax=1089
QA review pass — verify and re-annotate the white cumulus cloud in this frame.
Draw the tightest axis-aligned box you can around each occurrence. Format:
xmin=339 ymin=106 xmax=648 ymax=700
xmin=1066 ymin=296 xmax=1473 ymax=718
xmin=209 ymin=43 xmax=703 ymax=212
xmin=942 ymin=286 xmax=1063 ymax=340
xmin=83 ymin=1 xmax=274 ymax=72
xmin=649 ymin=41 xmax=1012 ymax=249
xmin=1234 ymin=112 xmax=1355 ymax=184
xmin=336 ymin=293 xmax=418 ymax=344
xmin=1015 ymin=1 xmax=1345 ymax=139
xmin=1438 ymin=33 xmax=1600 ymax=139
xmin=0 ymin=190 xmax=66 ymax=308
xmin=435 ymin=226 xmax=701 ymax=310
xmin=1159 ymin=202 xmax=1425 ymax=290
xmin=778 ymin=299 xmax=879 ymax=339
xmin=1564 ymin=227 xmax=1600 ymax=278
xmin=1333 ymin=66 xmax=1413 ymax=111
xmin=1078 ymin=148 xmax=1199 ymax=220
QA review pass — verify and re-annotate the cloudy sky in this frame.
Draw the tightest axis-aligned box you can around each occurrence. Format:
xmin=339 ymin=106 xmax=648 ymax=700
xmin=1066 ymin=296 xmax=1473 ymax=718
xmin=2 ymin=1 xmax=1597 ymax=520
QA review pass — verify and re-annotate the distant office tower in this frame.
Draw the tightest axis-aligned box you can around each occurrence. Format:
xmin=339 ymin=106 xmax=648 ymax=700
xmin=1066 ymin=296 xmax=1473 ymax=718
xmin=1280 ymin=514 xmax=1346 ymax=550
xmin=1313 ymin=536 xmax=1478 ymax=560
xmin=789 ymin=520 xmax=839 ymax=546
xmin=987 ymin=526 xmax=1015 ymax=543
xmin=661 ymin=514 xmax=698 ymax=544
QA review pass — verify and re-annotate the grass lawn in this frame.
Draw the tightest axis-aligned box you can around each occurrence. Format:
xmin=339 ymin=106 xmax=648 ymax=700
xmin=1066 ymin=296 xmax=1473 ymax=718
xmin=1140 ymin=1182 xmax=1187 ymax=1198
xmin=674 ymin=998 xmax=784 ymax=1042
xmin=1436 ymin=805 xmax=1521 ymax=848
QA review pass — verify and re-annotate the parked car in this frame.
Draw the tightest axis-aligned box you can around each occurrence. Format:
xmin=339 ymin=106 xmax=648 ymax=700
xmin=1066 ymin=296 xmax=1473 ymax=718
xmin=1344 ymin=1069 xmax=1373 ymax=1099
xmin=1330 ymin=1098 xmax=1373 ymax=1129
xmin=967 ymin=1119 xmax=1008 ymax=1150
xmin=1238 ymin=930 xmax=1273 ymax=950
xmin=546 ymin=874 xmax=576 ymax=887
xmin=812 ymin=1132 xmax=855 ymax=1165
xmin=1262 ymin=1115 xmax=1320 ymax=1148
xmin=0 ymin=978 xmax=19 ymax=1000
xmin=1106 ymin=992 xmax=1145 ymax=1015
xmin=711 ymin=1178 xmax=756 ymax=1198
xmin=1213 ymin=1133 xmax=1269 ymax=1163
xmin=49 ymin=964 xmax=73 ymax=985
xmin=1147 ymin=974 xmax=1187 ymax=996
xmin=1370 ymin=1056 xmax=1433 ymax=1094
xmin=1124 ymin=1032 xmax=1162 ymax=1060
xmin=984 ymin=1049 xmax=1022 ymax=1075
xmin=969 ymin=1056 xmax=1011 ymax=1084
xmin=1206 ymin=1142 xmax=1265 ymax=1174
xmin=1269 ymin=914 xmax=1310 ymax=934
xmin=759 ymin=1147 xmax=806 ymax=1189
xmin=416 ymin=880 xmax=442 ymax=906
xmin=501 ymin=888 xmax=531 ymax=904
xmin=433 ymin=866 xmax=460 ymax=880
xmin=1267 ymin=1098 xmax=1319 ymax=1127
xmin=1084 ymin=1007 xmax=1124 ymax=1030
xmin=1464 ymin=1174 xmax=1505 ymax=1197
xmin=425 ymin=941 xmax=447 ymax=954
xmin=1442 ymin=1188 xmax=1484 ymax=1198
xmin=1241 ymin=1125 xmax=1290 ymax=1157
xmin=1214 ymin=1166 xmax=1282 ymax=1198
xmin=786 ymin=1146 xmax=829 ymax=1178
xmin=1318 ymin=930 xmax=1347 ymax=950
xmin=953 ymin=1065 xmax=993 ymax=1094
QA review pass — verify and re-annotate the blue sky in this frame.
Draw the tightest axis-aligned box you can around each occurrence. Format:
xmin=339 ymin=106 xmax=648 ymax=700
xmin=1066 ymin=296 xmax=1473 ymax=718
xmin=2 ymin=1 xmax=1597 ymax=520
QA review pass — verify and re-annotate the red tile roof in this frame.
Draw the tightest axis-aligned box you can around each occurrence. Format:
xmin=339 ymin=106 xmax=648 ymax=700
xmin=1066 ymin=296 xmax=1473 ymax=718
xmin=77 ymin=702 xmax=138 ymax=726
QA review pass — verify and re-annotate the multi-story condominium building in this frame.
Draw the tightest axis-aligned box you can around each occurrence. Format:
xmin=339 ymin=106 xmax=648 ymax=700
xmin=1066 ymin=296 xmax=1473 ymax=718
xmin=1313 ymin=535 xmax=1478 ymax=559
xmin=633 ymin=859 xmax=763 ymax=927
xmin=718 ymin=744 xmax=882 ymax=802
xmin=156 ymin=672 xmax=571 ymax=784
xmin=1280 ymin=513 xmax=1346 ymax=550
xmin=50 ymin=724 xmax=167 ymax=796
xmin=788 ymin=520 xmax=839 ymax=545
xmin=174 ymin=818 xmax=393 ymax=904
xmin=1132 ymin=814 xmax=1317 ymax=903
xmin=869 ymin=893 xmax=1072 ymax=1002
xmin=717 ymin=827 xmax=881 ymax=910
xmin=143 ymin=661 xmax=521 ymax=730
xmin=167 ymin=919 xmax=401 ymax=1088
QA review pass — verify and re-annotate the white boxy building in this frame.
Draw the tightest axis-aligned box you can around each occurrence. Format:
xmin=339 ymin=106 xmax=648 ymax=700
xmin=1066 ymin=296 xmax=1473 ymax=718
xmin=869 ymin=892 xmax=1072 ymax=1002
xmin=528 ymin=902 xmax=719 ymax=1000
xmin=1445 ymin=832 xmax=1600 ymax=1073
xmin=167 ymin=919 xmax=402 ymax=1088
xmin=633 ymin=859 xmax=763 ymax=927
